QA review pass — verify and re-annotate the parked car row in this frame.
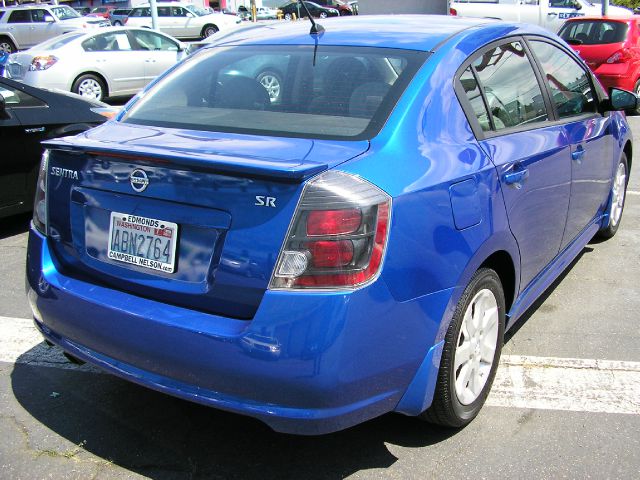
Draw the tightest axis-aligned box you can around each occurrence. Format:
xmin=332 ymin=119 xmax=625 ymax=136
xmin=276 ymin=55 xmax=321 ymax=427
xmin=0 ymin=4 xmax=110 ymax=53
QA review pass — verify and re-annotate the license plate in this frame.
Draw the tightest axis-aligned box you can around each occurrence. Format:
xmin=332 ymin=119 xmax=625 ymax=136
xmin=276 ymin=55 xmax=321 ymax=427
xmin=107 ymin=212 xmax=178 ymax=273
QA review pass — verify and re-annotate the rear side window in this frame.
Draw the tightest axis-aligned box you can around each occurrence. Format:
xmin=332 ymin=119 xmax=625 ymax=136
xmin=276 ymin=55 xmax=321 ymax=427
xmin=466 ymin=41 xmax=548 ymax=131
xmin=559 ymin=20 xmax=629 ymax=45
xmin=131 ymin=8 xmax=150 ymax=17
xmin=529 ymin=40 xmax=596 ymax=118
xmin=7 ymin=10 xmax=31 ymax=23
xmin=122 ymin=46 xmax=427 ymax=140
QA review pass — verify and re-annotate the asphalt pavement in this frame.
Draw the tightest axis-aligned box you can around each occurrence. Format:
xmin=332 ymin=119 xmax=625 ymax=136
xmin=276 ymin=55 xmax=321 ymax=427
xmin=0 ymin=118 xmax=639 ymax=479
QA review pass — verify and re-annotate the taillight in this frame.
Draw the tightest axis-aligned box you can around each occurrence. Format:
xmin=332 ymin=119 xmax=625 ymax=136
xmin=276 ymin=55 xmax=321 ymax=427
xmin=606 ymin=50 xmax=628 ymax=64
xmin=124 ymin=17 xmax=128 ymax=24
xmin=29 ymin=55 xmax=58 ymax=71
xmin=32 ymin=150 xmax=49 ymax=235
xmin=270 ymin=171 xmax=391 ymax=290
xmin=450 ymin=8 xmax=457 ymax=15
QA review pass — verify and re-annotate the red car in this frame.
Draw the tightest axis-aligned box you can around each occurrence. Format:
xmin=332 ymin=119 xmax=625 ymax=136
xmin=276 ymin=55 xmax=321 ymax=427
xmin=559 ymin=16 xmax=640 ymax=96
xmin=88 ymin=6 xmax=117 ymax=19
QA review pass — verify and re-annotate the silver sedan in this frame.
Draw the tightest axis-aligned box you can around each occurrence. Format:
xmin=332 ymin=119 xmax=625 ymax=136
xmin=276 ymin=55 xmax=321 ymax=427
xmin=5 ymin=27 xmax=187 ymax=101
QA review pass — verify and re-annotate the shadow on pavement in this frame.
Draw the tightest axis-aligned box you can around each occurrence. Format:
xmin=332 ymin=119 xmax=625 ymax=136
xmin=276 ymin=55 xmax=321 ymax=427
xmin=9 ymin=245 xmax=597 ymax=479
xmin=10 ymin=357 xmax=457 ymax=479
xmin=0 ymin=213 xmax=31 ymax=240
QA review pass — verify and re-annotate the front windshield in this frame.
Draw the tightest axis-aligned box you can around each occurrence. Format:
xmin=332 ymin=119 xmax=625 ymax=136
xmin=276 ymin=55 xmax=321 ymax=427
xmin=184 ymin=4 xmax=209 ymax=16
xmin=122 ymin=45 xmax=427 ymax=140
xmin=52 ymin=6 xmax=81 ymax=20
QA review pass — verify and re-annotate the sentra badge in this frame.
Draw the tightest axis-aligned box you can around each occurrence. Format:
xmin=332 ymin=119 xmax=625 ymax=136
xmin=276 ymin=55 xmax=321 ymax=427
xmin=50 ymin=166 xmax=78 ymax=180
xmin=129 ymin=169 xmax=149 ymax=193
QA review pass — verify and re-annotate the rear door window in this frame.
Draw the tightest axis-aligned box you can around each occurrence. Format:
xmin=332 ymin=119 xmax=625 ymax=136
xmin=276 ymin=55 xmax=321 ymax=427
xmin=461 ymin=41 xmax=548 ymax=132
xmin=7 ymin=10 xmax=32 ymax=23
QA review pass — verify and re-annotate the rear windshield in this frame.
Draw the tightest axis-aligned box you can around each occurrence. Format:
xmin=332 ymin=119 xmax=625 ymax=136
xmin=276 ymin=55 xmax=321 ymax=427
xmin=121 ymin=45 xmax=427 ymax=140
xmin=35 ymin=31 xmax=85 ymax=50
xmin=559 ymin=20 xmax=629 ymax=45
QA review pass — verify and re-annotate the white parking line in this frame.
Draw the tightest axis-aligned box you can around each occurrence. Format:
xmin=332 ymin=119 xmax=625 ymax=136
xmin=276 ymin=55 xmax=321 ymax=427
xmin=487 ymin=355 xmax=640 ymax=415
xmin=2 ymin=316 xmax=639 ymax=415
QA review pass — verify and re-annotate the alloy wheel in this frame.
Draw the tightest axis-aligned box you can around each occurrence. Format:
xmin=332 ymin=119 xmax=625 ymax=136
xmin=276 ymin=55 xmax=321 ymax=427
xmin=453 ymin=288 xmax=500 ymax=406
xmin=610 ymin=161 xmax=627 ymax=228
xmin=77 ymin=78 xmax=103 ymax=100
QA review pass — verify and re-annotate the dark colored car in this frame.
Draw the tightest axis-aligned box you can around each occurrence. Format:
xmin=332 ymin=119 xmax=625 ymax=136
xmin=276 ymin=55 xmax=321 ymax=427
xmin=559 ymin=16 xmax=640 ymax=96
xmin=279 ymin=1 xmax=339 ymax=20
xmin=319 ymin=0 xmax=355 ymax=15
xmin=0 ymin=76 xmax=114 ymax=218
xmin=26 ymin=16 xmax=634 ymax=435
xmin=74 ymin=7 xmax=92 ymax=16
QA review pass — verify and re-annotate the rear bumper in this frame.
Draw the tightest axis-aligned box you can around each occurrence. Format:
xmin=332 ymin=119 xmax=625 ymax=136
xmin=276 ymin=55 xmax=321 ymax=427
xmin=26 ymin=227 xmax=451 ymax=434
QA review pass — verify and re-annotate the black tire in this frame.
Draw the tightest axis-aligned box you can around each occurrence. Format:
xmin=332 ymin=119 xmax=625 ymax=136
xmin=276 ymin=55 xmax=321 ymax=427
xmin=113 ymin=20 xmax=122 ymax=26
xmin=596 ymin=153 xmax=629 ymax=240
xmin=421 ymin=268 xmax=505 ymax=427
xmin=72 ymin=73 xmax=107 ymax=102
xmin=201 ymin=24 xmax=219 ymax=39
xmin=0 ymin=36 xmax=16 ymax=54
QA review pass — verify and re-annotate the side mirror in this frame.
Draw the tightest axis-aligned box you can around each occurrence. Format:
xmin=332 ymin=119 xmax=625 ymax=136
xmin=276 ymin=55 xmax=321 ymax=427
xmin=572 ymin=1 xmax=582 ymax=10
xmin=602 ymin=87 xmax=638 ymax=112
xmin=43 ymin=14 xmax=55 ymax=22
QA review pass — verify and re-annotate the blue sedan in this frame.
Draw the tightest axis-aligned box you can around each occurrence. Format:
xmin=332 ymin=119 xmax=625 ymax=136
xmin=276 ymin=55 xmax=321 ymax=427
xmin=26 ymin=15 xmax=634 ymax=435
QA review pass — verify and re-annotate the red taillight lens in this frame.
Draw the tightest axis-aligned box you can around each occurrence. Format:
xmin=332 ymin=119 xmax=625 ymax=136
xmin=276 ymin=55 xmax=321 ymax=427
xmin=307 ymin=240 xmax=354 ymax=268
xmin=270 ymin=171 xmax=391 ymax=290
xmin=606 ymin=50 xmax=628 ymax=64
xmin=29 ymin=55 xmax=58 ymax=71
xmin=307 ymin=209 xmax=361 ymax=236
xmin=450 ymin=8 xmax=457 ymax=15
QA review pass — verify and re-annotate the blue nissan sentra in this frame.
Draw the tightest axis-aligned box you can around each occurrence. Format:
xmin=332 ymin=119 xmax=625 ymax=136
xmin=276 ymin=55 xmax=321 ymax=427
xmin=26 ymin=15 xmax=634 ymax=435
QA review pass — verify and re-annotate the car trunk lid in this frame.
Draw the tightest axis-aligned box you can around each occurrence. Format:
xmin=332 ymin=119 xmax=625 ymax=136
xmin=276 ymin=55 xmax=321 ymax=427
xmin=44 ymin=122 xmax=369 ymax=319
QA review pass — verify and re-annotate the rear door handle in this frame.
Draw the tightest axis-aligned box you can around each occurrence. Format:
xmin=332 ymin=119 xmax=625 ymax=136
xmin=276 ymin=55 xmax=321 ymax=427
xmin=504 ymin=169 xmax=529 ymax=188
xmin=572 ymin=147 xmax=585 ymax=163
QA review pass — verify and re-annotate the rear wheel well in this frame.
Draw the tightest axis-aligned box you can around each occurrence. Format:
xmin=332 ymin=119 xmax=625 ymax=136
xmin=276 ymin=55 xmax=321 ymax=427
xmin=479 ymin=251 xmax=515 ymax=314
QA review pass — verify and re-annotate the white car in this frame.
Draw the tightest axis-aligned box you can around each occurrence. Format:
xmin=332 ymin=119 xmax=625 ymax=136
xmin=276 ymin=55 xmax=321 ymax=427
xmin=5 ymin=27 xmax=186 ymax=101
xmin=256 ymin=7 xmax=279 ymax=20
xmin=124 ymin=3 xmax=241 ymax=39
xmin=0 ymin=4 xmax=110 ymax=53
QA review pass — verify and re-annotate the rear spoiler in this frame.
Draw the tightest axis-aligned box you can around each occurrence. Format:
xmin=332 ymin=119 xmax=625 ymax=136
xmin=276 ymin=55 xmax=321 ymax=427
xmin=42 ymin=138 xmax=328 ymax=182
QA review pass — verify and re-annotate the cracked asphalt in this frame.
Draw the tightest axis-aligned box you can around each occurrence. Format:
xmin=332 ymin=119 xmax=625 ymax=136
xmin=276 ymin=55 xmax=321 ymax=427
xmin=1 ymin=118 xmax=639 ymax=479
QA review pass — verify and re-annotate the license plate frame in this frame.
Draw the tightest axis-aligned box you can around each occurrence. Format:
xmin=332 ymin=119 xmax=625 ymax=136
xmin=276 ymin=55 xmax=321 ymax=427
xmin=107 ymin=212 xmax=178 ymax=273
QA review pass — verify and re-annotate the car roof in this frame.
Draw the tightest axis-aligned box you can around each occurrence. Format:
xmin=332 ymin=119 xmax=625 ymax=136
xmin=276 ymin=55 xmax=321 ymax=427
xmin=564 ymin=15 xmax=638 ymax=23
xmin=206 ymin=15 xmax=535 ymax=52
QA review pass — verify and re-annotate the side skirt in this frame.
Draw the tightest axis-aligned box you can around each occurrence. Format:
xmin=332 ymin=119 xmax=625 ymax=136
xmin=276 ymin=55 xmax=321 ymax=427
xmin=506 ymin=218 xmax=601 ymax=330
